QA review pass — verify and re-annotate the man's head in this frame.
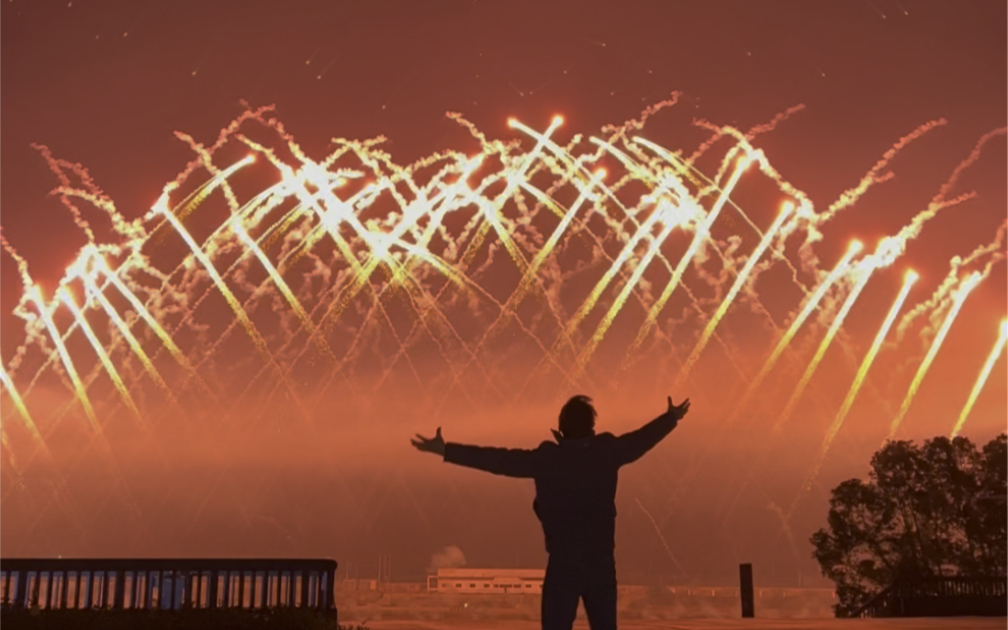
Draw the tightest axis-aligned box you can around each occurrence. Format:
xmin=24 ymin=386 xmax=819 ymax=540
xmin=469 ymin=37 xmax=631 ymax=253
xmin=558 ymin=395 xmax=596 ymax=440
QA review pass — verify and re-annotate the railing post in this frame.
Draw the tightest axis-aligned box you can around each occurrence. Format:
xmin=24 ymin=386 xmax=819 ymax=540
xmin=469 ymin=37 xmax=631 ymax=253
xmin=209 ymin=571 xmax=218 ymax=609
xmin=222 ymin=572 xmax=231 ymax=608
xmin=114 ymin=570 xmax=125 ymax=609
xmin=14 ymin=571 xmax=26 ymax=609
xmin=60 ymin=572 xmax=69 ymax=609
xmin=30 ymin=571 xmax=41 ymax=609
xmin=300 ymin=570 xmax=309 ymax=608
xmin=739 ymin=563 xmax=755 ymax=618
xmin=72 ymin=572 xmax=81 ymax=609
xmin=147 ymin=571 xmax=156 ymax=609
xmin=326 ymin=567 xmax=335 ymax=609
xmin=314 ymin=571 xmax=322 ymax=609
xmin=131 ymin=572 xmax=141 ymax=609
xmin=181 ymin=571 xmax=192 ymax=609
xmin=103 ymin=571 xmax=112 ymax=608
xmin=42 ymin=572 xmax=51 ymax=609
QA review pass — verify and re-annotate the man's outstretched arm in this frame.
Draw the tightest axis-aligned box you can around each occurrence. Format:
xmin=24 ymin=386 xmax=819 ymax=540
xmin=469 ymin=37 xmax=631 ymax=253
xmin=410 ymin=427 xmax=538 ymax=478
xmin=612 ymin=396 xmax=690 ymax=466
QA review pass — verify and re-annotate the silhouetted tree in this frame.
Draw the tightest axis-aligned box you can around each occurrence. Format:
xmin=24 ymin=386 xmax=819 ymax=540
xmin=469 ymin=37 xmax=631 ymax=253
xmin=811 ymin=433 xmax=1007 ymax=616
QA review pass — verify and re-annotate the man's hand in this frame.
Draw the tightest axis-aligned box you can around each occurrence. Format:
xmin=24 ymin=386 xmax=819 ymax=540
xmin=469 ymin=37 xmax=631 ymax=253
xmin=411 ymin=427 xmax=446 ymax=457
xmin=666 ymin=396 xmax=690 ymax=421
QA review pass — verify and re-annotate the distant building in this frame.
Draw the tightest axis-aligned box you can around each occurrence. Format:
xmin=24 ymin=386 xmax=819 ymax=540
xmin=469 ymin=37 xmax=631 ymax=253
xmin=427 ymin=568 xmax=544 ymax=594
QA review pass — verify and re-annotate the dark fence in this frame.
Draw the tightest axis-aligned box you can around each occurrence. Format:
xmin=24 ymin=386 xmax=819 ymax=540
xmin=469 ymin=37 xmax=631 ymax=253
xmin=0 ymin=558 xmax=337 ymax=613
xmin=852 ymin=575 xmax=1007 ymax=618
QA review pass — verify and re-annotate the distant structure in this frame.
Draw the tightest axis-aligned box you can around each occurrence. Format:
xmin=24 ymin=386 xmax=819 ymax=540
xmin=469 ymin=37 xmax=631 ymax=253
xmin=427 ymin=568 xmax=544 ymax=594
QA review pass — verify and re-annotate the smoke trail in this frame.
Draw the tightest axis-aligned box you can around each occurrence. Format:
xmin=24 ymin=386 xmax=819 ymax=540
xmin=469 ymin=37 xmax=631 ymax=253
xmin=636 ymin=497 xmax=685 ymax=576
xmin=897 ymin=218 xmax=1007 ymax=346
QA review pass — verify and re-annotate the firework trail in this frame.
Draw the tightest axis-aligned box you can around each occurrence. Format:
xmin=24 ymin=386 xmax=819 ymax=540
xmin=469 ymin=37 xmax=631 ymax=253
xmin=787 ymin=270 xmax=918 ymax=514
xmin=951 ymin=321 xmax=1008 ymax=437
xmin=888 ymin=272 xmax=984 ymax=440
xmin=1 ymin=101 xmax=1004 ymax=542
xmin=897 ymin=218 xmax=1008 ymax=347
xmin=636 ymin=497 xmax=685 ymax=575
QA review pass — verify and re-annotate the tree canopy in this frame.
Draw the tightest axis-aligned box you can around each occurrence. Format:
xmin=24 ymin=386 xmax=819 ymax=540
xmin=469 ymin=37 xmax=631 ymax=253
xmin=811 ymin=433 xmax=1007 ymax=617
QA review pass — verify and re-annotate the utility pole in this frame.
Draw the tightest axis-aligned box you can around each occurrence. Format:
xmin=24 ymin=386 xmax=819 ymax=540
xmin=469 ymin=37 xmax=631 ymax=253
xmin=378 ymin=553 xmax=392 ymax=584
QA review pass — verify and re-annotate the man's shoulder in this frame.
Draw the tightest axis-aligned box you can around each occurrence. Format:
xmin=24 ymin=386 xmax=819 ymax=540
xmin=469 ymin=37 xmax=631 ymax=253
xmin=537 ymin=440 xmax=558 ymax=450
xmin=596 ymin=432 xmax=617 ymax=440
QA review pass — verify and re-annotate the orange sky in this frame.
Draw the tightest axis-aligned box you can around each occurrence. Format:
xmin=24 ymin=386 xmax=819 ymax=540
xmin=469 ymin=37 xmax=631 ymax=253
xmin=1 ymin=0 xmax=1005 ymax=585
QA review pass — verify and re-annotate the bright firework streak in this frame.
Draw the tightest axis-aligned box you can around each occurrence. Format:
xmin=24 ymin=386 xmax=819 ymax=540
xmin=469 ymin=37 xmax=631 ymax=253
xmin=622 ymin=150 xmax=754 ymax=363
xmin=480 ymin=168 xmax=605 ymax=343
xmin=950 ymin=320 xmax=1008 ymax=437
xmin=509 ymin=123 xmax=682 ymax=332
xmin=229 ymin=219 xmax=338 ymax=363
xmin=78 ymin=257 xmax=177 ymax=404
xmin=155 ymin=189 xmax=294 ymax=392
xmin=774 ymin=261 xmax=876 ymax=432
xmin=58 ymin=287 xmax=146 ymax=429
xmin=25 ymin=286 xmax=102 ymax=434
xmin=674 ymin=201 xmax=794 ymax=390
xmin=796 ymin=269 xmax=918 ymax=495
xmin=0 ymin=367 xmax=49 ymax=455
xmin=449 ymin=116 xmax=562 ymax=276
xmin=527 ymin=169 xmax=687 ymax=381
xmin=727 ymin=240 xmax=864 ymax=424
xmin=91 ymin=254 xmax=215 ymax=400
xmin=571 ymin=196 xmax=695 ymax=381
xmin=887 ymin=271 xmax=983 ymax=440
xmin=501 ymin=120 xmax=760 ymax=391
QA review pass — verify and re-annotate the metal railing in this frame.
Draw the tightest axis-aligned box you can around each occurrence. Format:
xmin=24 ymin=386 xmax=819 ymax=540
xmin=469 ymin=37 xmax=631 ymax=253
xmin=0 ymin=558 xmax=337 ymax=612
xmin=851 ymin=575 xmax=1007 ymax=618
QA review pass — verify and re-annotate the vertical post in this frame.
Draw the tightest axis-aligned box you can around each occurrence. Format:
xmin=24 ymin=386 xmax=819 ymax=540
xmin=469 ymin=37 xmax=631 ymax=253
xmin=162 ymin=572 xmax=172 ymax=610
xmin=60 ymin=572 xmax=69 ymax=609
xmin=90 ymin=572 xmax=99 ymax=609
xmin=147 ymin=572 xmax=157 ymax=610
xmin=102 ymin=572 xmax=111 ymax=608
xmin=325 ymin=567 xmax=335 ymax=609
xmin=740 ymin=563 xmax=755 ymax=618
xmin=132 ymin=573 xmax=141 ymax=610
xmin=43 ymin=572 xmax=52 ymax=609
xmin=222 ymin=572 xmax=231 ymax=608
xmin=30 ymin=572 xmax=41 ymax=609
xmin=114 ymin=570 xmax=126 ymax=609
xmin=181 ymin=571 xmax=191 ymax=609
xmin=300 ymin=570 xmax=309 ymax=608
xmin=286 ymin=571 xmax=295 ymax=607
xmin=14 ymin=571 xmax=26 ymax=609
xmin=209 ymin=571 xmax=219 ymax=609
xmin=237 ymin=572 xmax=245 ymax=609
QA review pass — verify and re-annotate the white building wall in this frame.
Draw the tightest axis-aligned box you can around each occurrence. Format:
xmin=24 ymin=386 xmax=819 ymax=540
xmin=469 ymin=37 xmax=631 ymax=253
xmin=428 ymin=568 xmax=545 ymax=594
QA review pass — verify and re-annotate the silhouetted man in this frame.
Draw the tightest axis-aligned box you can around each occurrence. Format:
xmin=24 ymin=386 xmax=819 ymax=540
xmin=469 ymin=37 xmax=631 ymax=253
xmin=411 ymin=394 xmax=690 ymax=630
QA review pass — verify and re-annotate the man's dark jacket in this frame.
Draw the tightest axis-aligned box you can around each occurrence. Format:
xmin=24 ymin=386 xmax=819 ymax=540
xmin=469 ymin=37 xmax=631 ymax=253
xmin=442 ymin=412 xmax=678 ymax=560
